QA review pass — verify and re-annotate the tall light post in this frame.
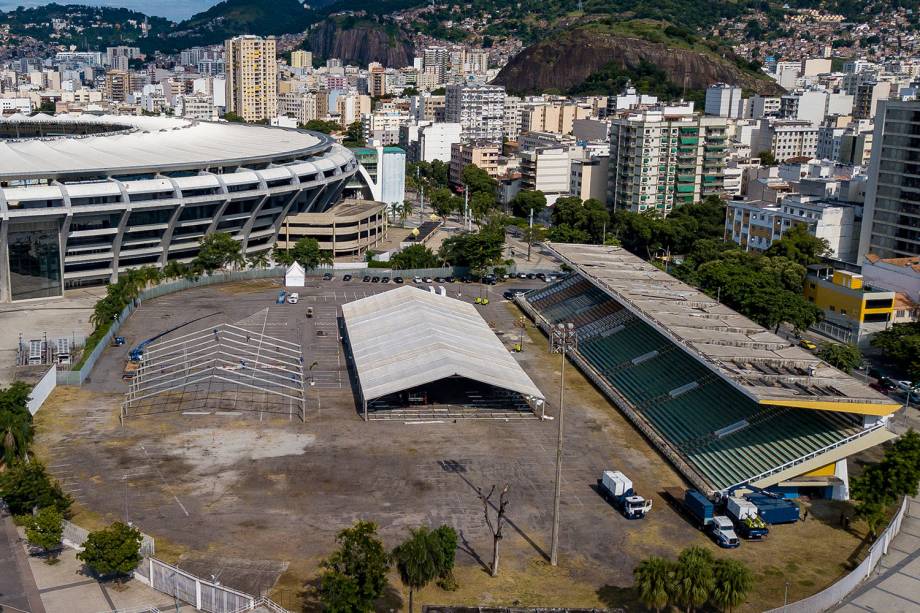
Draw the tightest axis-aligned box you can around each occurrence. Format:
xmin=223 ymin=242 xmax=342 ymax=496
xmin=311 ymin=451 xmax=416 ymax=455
xmin=550 ymin=322 xmax=576 ymax=566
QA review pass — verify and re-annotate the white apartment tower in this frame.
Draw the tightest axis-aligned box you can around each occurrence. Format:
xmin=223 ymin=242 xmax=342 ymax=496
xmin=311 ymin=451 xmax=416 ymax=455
xmin=445 ymin=84 xmax=505 ymax=143
xmin=705 ymin=84 xmax=743 ymax=119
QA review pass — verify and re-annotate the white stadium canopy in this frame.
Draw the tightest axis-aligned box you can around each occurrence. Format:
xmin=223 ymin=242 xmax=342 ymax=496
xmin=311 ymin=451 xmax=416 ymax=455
xmin=342 ymin=286 xmax=545 ymax=419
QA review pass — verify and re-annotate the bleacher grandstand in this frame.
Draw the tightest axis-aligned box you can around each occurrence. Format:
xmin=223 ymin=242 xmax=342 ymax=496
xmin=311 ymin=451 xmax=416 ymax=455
xmin=519 ymin=244 xmax=900 ymax=497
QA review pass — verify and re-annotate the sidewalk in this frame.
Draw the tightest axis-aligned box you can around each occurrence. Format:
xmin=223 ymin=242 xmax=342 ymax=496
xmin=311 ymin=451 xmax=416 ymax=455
xmin=6 ymin=520 xmax=192 ymax=613
xmin=1 ymin=508 xmax=45 ymax=613
xmin=834 ymin=496 xmax=920 ymax=613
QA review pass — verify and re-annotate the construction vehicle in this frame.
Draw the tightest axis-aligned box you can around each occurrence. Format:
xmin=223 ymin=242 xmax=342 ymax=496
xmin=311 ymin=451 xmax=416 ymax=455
xmin=122 ymin=360 xmax=141 ymax=380
xmin=597 ymin=471 xmax=652 ymax=519
xmin=726 ymin=497 xmax=769 ymax=540
xmin=127 ymin=313 xmax=220 ymax=363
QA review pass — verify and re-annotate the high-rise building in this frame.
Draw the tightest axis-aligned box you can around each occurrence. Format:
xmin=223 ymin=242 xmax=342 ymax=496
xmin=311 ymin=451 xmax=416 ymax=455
xmin=705 ymin=84 xmax=743 ymax=119
xmin=225 ymin=35 xmax=278 ymax=122
xmin=368 ymin=65 xmax=387 ymax=98
xmin=290 ymin=50 xmax=312 ymax=69
xmin=103 ymin=69 xmax=134 ymax=102
xmin=859 ymin=100 xmax=920 ymax=259
xmin=277 ymin=90 xmax=329 ymax=125
xmin=449 ymin=141 xmax=501 ymax=187
xmin=445 ymin=84 xmax=505 ymax=143
xmin=608 ymin=112 xmax=728 ymax=214
xmin=853 ymin=81 xmax=892 ymax=120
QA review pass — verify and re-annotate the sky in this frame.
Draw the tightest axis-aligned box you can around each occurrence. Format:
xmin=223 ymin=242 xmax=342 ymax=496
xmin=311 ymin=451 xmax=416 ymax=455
xmin=0 ymin=1 xmax=223 ymax=21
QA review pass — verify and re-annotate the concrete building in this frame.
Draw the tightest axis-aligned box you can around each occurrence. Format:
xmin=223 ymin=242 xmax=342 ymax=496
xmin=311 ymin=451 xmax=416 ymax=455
xmin=278 ymin=199 xmax=387 ymax=258
xmin=571 ymin=153 xmax=609 ymax=202
xmin=178 ymin=94 xmax=217 ymax=121
xmin=519 ymin=146 xmax=572 ymax=200
xmin=445 ymin=84 xmax=505 ymax=143
xmin=103 ymin=70 xmax=134 ymax=102
xmin=853 ymin=81 xmax=891 ymax=120
xmin=860 ymin=100 xmax=920 ymax=260
xmin=417 ymin=122 xmax=461 ymax=163
xmin=449 ymin=141 xmax=500 ymax=187
xmin=290 ymin=50 xmax=312 ymax=69
xmin=753 ymin=119 xmax=820 ymax=162
xmin=502 ymin=95 xmax=522 ymax=142
xmin=862 ymin=254 xmax=920 ymax=303
xmin=705 ymin=84 xmax=743 ymax=119
xmin=0 ymin=114 xmax=356 ymax=302
xmin=522 ymin=102 xmax=591 ymax=135
xmin=277 ymin=90 xmax=328 ymax=125
xmin=409 ymin=93 xmax=445 ymax=122
xmin=750 ymin=95 xmax=782 ymax=119
xmin=608 ymin=111 xmax=729 ymax=214
xmin=805 ymin=267 xmax=895 ymax=345
xmin=347 ymin=146 xmax=406 ymax=208
xmin=725 ymin=196 xmax=859 ymax=260
xmin=225 ymin=35 xmax=278 ymax=122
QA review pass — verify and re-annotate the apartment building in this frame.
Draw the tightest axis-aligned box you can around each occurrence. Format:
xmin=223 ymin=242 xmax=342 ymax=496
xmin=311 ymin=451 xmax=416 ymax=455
xmin=522 ymin=102 xmax=591 ymax=135
xmin=290 ymin=50 xmax=312 ymax=69
xmin=519 ymin=146 xmax=573 ymax=199
xmin=445 ymin=84 xmax=505 ymax=143
xmin=225 ymin=35 xmax=278 ymax=122
xmin=449 ymin=141 xmax=501 ymax=187
xmin=103 ymin=69 xmax=134 ymax=102
xmin=277 ymin=90 xmax=328 ymax=125
xmin=571 ymin=153 xmax=610 ymax=201
xmin=607 ymin=111 xmax=729 ymax=214
xmin=417 ymin=122 xmax=462 ymax=163
xmin=860 ymin=100 xmax=920 ymax=260
xmin=705 ymin=84 xmax=743 ymax=118
xmin=753 ymin=119 xmax=820 ymax=161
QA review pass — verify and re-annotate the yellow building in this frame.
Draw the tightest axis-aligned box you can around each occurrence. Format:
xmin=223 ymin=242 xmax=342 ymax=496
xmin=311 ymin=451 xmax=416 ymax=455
xmin=804 ymin=266 xmax=895 ymax=344
xmin=225 ymin=35 xmax=278 ymax=122
xmin=290 ymin=50 xmax=312 ymax=69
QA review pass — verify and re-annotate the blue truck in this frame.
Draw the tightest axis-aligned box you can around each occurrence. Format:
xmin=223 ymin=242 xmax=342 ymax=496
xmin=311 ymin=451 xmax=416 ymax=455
xmin=746 ymin=493 xmax=800 ymax=525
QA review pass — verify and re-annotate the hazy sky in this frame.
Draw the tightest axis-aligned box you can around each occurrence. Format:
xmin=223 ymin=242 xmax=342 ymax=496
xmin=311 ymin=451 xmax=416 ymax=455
xmin=0 ymin=1 xmax=222 ymax=21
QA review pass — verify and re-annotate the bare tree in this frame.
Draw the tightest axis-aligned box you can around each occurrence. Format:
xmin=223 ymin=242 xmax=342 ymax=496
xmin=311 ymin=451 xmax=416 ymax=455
xmin=478 ymin=484 xmax=510 ymax=577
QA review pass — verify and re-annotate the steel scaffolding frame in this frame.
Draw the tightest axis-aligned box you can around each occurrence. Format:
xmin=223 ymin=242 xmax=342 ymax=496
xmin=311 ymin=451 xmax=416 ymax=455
xmin=122 ymin=322 xmax=306 ymax=422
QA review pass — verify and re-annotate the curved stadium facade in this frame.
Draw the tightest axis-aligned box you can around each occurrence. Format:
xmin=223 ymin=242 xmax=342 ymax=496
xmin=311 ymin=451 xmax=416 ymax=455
xmin=0 ymin=114 xmax=358 ymax=302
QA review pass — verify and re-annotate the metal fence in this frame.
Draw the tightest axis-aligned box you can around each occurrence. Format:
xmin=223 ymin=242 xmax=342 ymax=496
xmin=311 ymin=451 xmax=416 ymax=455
xmin=60 ymin=519 xmax=155 ymax=557
xmin=137 ymin=557 xmax=283 ymax=613
xmin=764 ymin=496 xmax=910 ymax=613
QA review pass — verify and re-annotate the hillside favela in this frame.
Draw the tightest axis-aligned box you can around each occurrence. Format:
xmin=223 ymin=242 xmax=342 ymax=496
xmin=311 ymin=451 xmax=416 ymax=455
xmin=1 ymin=0 xmax=919 ymax=612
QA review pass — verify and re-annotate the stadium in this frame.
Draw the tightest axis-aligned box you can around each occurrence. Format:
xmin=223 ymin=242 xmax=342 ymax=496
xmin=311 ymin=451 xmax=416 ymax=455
xmin=519 ymin=243 xmax=902 ymax=499
xmin=0 ymin=113 xmax=357 ymax=303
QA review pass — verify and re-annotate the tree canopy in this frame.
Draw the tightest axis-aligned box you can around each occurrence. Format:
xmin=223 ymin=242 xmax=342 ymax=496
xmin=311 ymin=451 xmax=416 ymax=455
xmin=301 ymin=119 xmax=342 ymax=134
xmin=273 ymin=237 xmax=333 ymax=269
xmin=764 ymin=223 xmax=831 ymax=266
xmin=77 ymin=522 xmax=143 ymax=580
xmin=0 ymin=381 xmax=32 ymax=468
xmin=390 ymin=244 xmax=442 ymax=270
xmin=439 ymin=222 xmax=505 ymax=274
xmin=392 ymin=527 xmax=440 ymax=613
xmin=550 ymin=196 xmax=610 ymax=244
xmin=608 ymin=196 xmax=726 ymax=256
xmin=817 ymin=342 xmax=863 ymax=374
xmin=850 ymin=429 xmax=920 ymax=536
xmin=0 ymin=462 xmax=71 ymax=515
xmin=26 ymin=507 xmax=64 ymax=561
xmin=193 ymin=232 xmax=244 ymax=273
xmin=871 ymin=322 xmax=920 ymax=380
xmin=510 ymin=190 xmax=546 ymax=219
xmin=319 ymin=520 xmax=390 ymax=612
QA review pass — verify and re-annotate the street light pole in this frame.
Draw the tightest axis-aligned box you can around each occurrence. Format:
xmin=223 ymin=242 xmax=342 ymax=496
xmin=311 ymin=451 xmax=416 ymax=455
xmin=550 ymin=322 xmax=577 ymax=567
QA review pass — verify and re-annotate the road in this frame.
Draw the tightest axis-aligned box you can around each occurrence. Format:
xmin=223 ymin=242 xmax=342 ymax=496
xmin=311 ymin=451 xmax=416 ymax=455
xmin=0 ymin=506 xmax=45 ymax=613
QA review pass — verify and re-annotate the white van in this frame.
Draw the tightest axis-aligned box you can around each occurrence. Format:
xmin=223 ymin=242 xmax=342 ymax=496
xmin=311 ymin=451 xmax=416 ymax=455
xmin=288 ymin=292 xmax=300 ymax=304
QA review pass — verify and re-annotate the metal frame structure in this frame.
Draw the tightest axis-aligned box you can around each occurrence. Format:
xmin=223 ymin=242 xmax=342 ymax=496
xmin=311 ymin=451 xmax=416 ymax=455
xmin=122 ymin=321 xmax=305 ymax=422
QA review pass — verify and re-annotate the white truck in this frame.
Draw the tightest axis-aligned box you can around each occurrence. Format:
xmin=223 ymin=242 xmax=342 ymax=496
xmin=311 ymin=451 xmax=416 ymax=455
xmin=710 ymin=516 xmax=741 ymax=548
xmin=598 ymin=471 xmax=653 ymax=519
xmin=726 ymin=497 xmax=769 ymax=540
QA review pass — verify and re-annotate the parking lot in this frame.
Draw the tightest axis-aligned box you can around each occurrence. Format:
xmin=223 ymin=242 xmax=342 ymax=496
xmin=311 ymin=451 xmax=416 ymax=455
xmin=32 ymin=276 xmax=876 ymax=609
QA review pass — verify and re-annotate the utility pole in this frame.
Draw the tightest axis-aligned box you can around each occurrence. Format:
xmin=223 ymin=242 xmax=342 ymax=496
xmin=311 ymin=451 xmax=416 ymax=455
xmin=527 ymin=207 xmax=533 ymax=261
xmin=549 ymin=322 xmax=576 ymax=566
xmin=464 ymin=185 xmax=470 ymax=231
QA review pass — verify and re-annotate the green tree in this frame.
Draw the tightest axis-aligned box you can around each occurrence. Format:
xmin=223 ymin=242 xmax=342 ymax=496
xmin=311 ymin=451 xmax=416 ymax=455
xmin=850 ymin=429 xmax=920 ymax=537
xmin=818 ymin=342 xmax=862 ymax=373
xmin=429 ymin=187 xmax=461 ymax=217
xmin=343 ymin=120 xmax=364 ymax=147
xmin=551 ymin=196 xmax=610 ymax=244
xmin=757 ymin=150 xmax=778 ymax=166
xmin=470 ymin=190 xmax=496 ymax=221
xmin=398 ymin=200 xmax=414 ymax=224
xmin=710 ymin=558 xmax=753 ymax=612
xmin=439 ymin=224 xmax=505 ymax=274
xmin=390 ymin=244 xmax=441 ymax=270
xmin=0 ymin=462 xmax=71 ymax=515
xmin=392 ymin=527 xmax=440 ymax=613
xmin=871 ymin=322 xmax=920 ymax=380
xmin=26 ymin=507 xmax=64 ymax=562
xmin=633 ymin=556 xmax=674 ymax=612
xmin=302 ymin=119 xmax=342 ymax=134
xmin=318 ymin=521 xmax=390 ymax=612
xmin=247 ymin=250 xmax=271 ymax=269
xmin=273 ymin=237 xmax=333 ymax=269
xmin=193 ymin=232 xmax=243 ymax=273
xmin=431 ymin=525 xmax=458 ymax=590
xmin=223 ymin=112 xmax=245 ymax=123
xmin=77 ymin=522 xmax=142 ymax=582
xmin=672 ymin=546 xmax=715 ymax=613
xmin=0 ymin=381 xmax=33 ymax=468
xmin=765 ymin=224 xmax=831 ymax=266
xmin=510 ymin=190 xmax=546 ymax=218
xmin=461 ymin=164 xmax=497 ymax=196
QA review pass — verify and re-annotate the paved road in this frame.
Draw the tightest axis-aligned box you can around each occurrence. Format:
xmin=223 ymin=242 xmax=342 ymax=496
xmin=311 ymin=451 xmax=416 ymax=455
xmin=0 ymin=507 xmax=45 ymax=613
xmin=834 ymin=496 xmax=920 ymax=613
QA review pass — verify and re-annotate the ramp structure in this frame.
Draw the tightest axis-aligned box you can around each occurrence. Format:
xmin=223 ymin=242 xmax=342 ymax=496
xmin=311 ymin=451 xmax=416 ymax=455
xmin=122 ymin=319 xmax=305 ymax=421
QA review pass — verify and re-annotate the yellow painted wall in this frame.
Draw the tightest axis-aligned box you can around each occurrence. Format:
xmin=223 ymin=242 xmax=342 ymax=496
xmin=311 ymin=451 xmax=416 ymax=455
xmin=804 ymin=463 xmax=836 ymax=477
xmin=804 ymin=273 xmax=893 ymax=324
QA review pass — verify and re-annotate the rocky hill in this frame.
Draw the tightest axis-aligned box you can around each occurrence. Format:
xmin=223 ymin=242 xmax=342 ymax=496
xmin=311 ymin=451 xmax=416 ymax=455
xmin=494 ymin=20 xmax=785 ymax=97
xmin=307 ymin=18 xmax=414 ymax=68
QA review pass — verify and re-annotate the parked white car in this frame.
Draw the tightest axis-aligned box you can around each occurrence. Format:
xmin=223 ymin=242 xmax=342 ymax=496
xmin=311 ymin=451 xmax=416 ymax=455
xmin=288 ymin=293 xmax=299 ymax=304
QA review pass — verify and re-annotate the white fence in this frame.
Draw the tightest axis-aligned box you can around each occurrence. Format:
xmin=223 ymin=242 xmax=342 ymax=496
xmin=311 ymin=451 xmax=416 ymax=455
xmin=27 ymin=366 xmax=56 ymax=415
xmin=60 ymin=519 xmax=155 ymax=557
xmin=764 ymin=496 xmax=910 ymax=613
xmin=134 ymin=557 xmax=288 ymax=613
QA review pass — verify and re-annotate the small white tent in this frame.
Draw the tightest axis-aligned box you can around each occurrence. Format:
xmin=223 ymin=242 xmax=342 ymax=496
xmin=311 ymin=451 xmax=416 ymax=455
xmin=285 ymin=262 xmax=305 ymax=287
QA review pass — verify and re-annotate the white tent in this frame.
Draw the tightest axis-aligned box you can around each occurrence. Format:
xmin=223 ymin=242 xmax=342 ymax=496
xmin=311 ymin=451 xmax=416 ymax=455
xmin=285 ymin=262 xmax=305 ymax=287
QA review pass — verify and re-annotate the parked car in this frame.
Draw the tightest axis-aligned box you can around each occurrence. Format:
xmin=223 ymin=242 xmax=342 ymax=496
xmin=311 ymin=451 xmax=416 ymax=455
xmin=896 ymin=380 xmax=916 ymax=393
xmin=798 ymin=339 xmax=817 ymax=350
xmin=343 ymin=274 xmax=352 ymax=282
xmin=322 ymin=272 xmax=332 ymax=280
xmin=413 ymin=276 xmax=422 ymax=283
xmin=503 ymin=290 xmax=515 ymax=300
xmin=371 ymin=276 xmax=380 ymax=283
xmin=394 ymin=277 xmax=404 ymax=284
xmin=362 ymin=275 xmax=371 ymax=282
xmin=381 ymin=276 xmax=390 ymax=284
xmin=287 ymin=293 xmax=299 ymax=304
xmin=445 ymin=276 xmax=454 ymax=283
xmin=423 ymin=276 xmax=433 ymax=283
xmin=435 ymin=277 xmax=445 ymax=283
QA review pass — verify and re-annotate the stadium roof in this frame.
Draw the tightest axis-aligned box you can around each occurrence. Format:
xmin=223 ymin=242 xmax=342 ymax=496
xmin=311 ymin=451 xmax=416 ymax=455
xmin=0 ymin=114 xmax=334 ymax=181
xmin=547 ymin=243 xmax=900 ymax=416
xmin=342 ymin=286 xmax=544 ymax=404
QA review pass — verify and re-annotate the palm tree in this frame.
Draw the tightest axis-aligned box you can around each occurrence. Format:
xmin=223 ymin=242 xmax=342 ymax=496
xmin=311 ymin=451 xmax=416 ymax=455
xmin=392 ymin=527 xmax=439 ymax=613
xmin=633 ymin=556 xmax=674 ymax=612
xmin=248 ymin=250 xmax=271 ymax=269
xmin=400 ymin=200 xmax=414 ymax=224
xmin=711 ymin=558 xmax=753 ymax=613
xmin=673 ymin=546 xmax=715 ymax=613
xmin=0 ymin=410 xmax=32 ymax=468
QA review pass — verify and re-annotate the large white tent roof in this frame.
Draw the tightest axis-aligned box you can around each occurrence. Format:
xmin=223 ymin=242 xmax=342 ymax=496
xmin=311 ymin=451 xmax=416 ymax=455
xmin=342 ymin=286 xmax=544 ymax=403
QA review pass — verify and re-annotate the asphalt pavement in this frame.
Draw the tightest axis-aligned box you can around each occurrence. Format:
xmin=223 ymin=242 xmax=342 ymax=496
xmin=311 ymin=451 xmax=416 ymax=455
xmin=0 ymin=506 xmax=45 ymax=613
